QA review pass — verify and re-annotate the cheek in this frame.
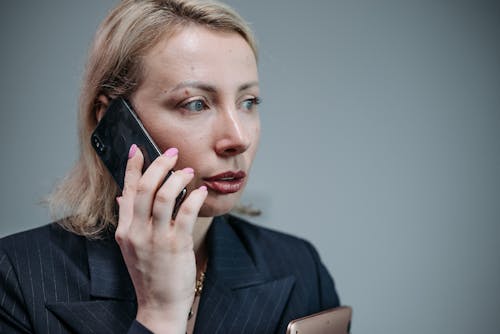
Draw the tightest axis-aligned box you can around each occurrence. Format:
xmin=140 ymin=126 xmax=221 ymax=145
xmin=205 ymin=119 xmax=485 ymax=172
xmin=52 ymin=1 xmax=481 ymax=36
xmin=166 ymin=130 xmax=210 ymax=169
xmin=254 ymin=123 xmax=261 ymax=144
xmin=239 ymin=125 xmax=260 ymax=171
xmin=149 ymin=121 xmax=204 ymax=151
xmin=250 ymin=122 xmax=261 ymax=155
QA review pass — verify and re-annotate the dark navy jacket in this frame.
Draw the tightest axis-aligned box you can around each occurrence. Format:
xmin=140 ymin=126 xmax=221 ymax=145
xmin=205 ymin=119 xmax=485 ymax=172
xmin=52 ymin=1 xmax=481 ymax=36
xmin=0 ymin=215 xmax=339 ymax=333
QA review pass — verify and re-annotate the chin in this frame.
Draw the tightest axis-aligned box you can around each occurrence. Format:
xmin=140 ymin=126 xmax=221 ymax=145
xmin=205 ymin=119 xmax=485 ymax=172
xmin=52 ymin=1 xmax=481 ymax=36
xmin=198 ymin=205 xmax=232 ymax=217
xmin=198 ymin=193 xmax=241 ymax=217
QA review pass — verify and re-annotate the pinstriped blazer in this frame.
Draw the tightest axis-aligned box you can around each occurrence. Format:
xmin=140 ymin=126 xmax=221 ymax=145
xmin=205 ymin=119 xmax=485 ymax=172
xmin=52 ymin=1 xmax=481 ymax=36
xmin=0 ymin=215 xmax=340 ymax=333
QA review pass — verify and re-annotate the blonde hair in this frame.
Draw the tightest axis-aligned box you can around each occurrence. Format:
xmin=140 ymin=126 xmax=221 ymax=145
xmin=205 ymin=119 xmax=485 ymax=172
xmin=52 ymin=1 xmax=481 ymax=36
xmin=48 ymin=0 xmax=258 ymax=238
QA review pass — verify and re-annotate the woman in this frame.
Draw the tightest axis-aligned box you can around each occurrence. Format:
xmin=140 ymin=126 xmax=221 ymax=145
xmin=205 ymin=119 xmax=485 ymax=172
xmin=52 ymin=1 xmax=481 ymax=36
xmin=0 ymin=0 xmax=340 ymax=333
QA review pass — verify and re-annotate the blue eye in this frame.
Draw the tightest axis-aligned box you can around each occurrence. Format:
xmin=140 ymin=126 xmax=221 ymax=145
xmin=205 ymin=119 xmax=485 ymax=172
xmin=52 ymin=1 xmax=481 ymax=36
xmin=184 ymin=99 xmax=207 ymax=112
xmin=241 ymin=97 xmax=261 ymax=111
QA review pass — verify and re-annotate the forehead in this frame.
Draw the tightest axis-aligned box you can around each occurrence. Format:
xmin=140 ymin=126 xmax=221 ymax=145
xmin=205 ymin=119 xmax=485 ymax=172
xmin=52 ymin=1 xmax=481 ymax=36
xmin=140 ymin=25 xmax=258 ymax=88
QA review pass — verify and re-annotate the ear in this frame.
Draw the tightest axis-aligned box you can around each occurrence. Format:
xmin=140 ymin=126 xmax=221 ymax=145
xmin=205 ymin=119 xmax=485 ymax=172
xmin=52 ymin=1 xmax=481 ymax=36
xmin=96 ymin=95 xmax=110 ymax=122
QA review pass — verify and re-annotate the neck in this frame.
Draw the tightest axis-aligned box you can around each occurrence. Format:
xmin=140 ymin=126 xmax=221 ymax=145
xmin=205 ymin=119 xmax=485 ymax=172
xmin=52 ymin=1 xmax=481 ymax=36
xmin=193 ymin=216 xmax=213 ymax=271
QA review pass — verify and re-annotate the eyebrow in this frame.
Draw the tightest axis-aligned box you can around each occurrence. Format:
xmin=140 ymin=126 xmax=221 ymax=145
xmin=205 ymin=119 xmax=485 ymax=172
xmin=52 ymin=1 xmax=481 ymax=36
xmin=169 ymin=80 xmax=259 ymax=94
xmin=237 ymin=81 xmax=259 ymax=92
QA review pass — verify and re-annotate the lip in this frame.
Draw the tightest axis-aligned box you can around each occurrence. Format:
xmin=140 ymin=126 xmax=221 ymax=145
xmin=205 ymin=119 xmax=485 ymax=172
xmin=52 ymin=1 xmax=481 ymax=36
xmin=203 ymin=171 xmax=247 ymax=194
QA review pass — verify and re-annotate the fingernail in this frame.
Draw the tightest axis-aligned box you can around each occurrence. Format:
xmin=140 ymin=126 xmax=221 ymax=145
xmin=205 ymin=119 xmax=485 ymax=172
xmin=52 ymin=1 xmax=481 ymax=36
xmin=182 ymin=167 xmax=194 ymax=174
xmin=128 ymin=144 xmax=137 ymax=158
xmin=199 ymin=185 xmax=207 ymax=191
xmin=164 ymin=147 xmax=178 ymax=157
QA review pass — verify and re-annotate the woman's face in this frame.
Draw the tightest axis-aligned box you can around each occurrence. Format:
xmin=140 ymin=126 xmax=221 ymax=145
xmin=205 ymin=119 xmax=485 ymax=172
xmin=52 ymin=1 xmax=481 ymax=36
xmin=130 ymin=25 xmax=260 ymax=217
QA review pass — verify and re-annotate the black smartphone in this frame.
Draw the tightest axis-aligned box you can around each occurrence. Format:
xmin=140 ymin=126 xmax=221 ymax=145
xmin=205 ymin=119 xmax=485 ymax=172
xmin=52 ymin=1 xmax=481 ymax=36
xmin=91 ymin=97 xmax=186 ymax=217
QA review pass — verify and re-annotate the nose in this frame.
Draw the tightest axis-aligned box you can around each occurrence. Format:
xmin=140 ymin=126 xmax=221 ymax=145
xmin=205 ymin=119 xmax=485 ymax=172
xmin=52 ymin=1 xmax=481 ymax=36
xmin=214 ymin=109 xmax=251 ymax=157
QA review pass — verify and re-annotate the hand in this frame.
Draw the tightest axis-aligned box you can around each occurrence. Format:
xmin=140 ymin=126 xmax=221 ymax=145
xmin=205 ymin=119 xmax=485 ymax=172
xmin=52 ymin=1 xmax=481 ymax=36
xmin=116 ymin=145 xmax=208 ymax=334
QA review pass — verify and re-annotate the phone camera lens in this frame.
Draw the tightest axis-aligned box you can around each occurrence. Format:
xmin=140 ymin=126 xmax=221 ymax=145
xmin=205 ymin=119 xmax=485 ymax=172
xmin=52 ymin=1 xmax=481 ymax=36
xmin=92 ymin=134 xmax=106 ymax=155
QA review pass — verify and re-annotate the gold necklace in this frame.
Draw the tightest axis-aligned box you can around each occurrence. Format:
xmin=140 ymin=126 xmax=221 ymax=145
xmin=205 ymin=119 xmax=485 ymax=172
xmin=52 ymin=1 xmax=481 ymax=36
xmin=188 ymin=270 xmax=206 ymax=320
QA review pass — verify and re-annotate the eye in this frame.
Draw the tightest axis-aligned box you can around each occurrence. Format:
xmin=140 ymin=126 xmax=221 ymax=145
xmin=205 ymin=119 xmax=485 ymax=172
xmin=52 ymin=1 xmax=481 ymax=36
xmin=240 ymin=97 xmax=261 ymax=111
xmin=182 ymin=99 xmax=208 ymax=113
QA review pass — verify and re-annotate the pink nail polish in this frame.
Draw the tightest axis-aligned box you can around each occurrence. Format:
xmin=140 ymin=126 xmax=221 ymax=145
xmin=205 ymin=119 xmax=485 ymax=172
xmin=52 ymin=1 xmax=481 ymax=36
xmin=182 ymin=167 xmax=194 ymax=174
xmin=128 ymin=144 xmax=137 ymax=158
xmin=199 ymin=185 xmax=207 ymax=191
xmin=164 ymin=147 xmax=178 ymax=157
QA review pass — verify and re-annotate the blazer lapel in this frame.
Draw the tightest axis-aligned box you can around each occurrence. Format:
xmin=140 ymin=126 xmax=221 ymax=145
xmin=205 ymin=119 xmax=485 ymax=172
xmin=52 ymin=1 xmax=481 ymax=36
xmin=45 ymin=300 xmax=136 ymax=334
xmin=46 ymin=235 xmax=137 ymax=334
xmin=194 ymin=216 xmax=296 ymax=334
xmin=85 ymin=235 xmax=135 ymax=301
xmin=46 ymin=216 xmax=296 ymax=334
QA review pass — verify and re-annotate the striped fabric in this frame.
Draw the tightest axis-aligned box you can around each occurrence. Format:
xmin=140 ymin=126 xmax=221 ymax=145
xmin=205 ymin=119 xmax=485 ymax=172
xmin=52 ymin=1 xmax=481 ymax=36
xmin=0 ymin=215 xmax=339 ymax=333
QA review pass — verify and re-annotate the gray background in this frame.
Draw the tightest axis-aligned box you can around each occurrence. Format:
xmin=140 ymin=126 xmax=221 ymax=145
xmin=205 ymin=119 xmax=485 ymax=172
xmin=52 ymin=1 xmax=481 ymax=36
xmin=1 ymin=0 xmax=499 ymax=333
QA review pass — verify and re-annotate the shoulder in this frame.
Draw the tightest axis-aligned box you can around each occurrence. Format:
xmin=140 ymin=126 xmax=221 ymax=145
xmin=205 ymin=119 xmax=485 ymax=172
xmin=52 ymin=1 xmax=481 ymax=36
xmin=0 ymin=222 xmax=90 ymax=299
xmin=0 ymin=222 xmax=85 ymax=260
xmin=225 ymin=215 xmax=341 ymax=309
xmin=1 ymin=223 xmax=57 ymax=256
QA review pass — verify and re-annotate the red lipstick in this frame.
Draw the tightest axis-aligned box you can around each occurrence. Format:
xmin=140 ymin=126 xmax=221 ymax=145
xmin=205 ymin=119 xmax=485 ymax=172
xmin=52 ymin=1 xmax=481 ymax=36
xmin=203 ymin=171 xmax=246 ymax=194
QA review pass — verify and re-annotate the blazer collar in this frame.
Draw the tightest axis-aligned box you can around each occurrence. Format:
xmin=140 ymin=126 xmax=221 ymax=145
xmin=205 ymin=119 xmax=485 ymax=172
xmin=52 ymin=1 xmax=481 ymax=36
xmin=47 ymin=216 xmax=295 ymax=334
xmin=205 ymin=215 xmax=267 ymax=287
xmin=85 ymin=233 xmax=136 ymax=300
xmin=81 ymin=214 xmax=268 ymax=300
xmin=194 ymin=216 xmax=295 ymax=333
xmin=45 ymin=230 xmax=137 ymax=334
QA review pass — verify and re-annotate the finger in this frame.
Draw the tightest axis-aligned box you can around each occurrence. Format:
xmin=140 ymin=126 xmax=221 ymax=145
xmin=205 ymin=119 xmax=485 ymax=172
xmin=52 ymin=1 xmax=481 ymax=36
xmin=151 ymin=167 xmax=195 ymax=228
xmin=140 ymin=147 xmax=179 ymax=187
xmin=133 ymin=147 xmax=179 ymax=223
xmin=115 ymin=196 xmax=130 ymax=245
xmin=173 ymin=185 xmax=208 ymax=236
xmin=123 ymin=144 xmax=144 ymax=198
xmin=117 ymin=144 xmax=144 ymax=238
